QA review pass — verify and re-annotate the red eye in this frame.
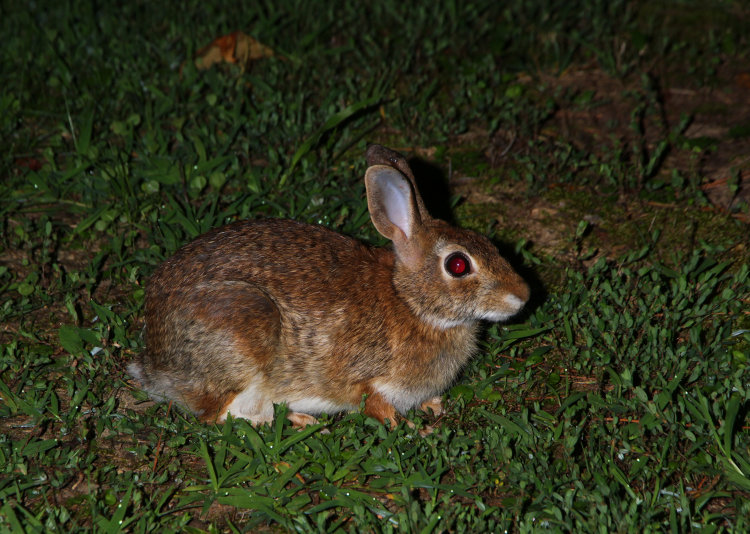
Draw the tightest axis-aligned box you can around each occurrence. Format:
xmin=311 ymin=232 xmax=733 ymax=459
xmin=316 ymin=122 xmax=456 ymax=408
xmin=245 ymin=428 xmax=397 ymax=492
xmin=445 ymin=253 xmax=470 ymax=277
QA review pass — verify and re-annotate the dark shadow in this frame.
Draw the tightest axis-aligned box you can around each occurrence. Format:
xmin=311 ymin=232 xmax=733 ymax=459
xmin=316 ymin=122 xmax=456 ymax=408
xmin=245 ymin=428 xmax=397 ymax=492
xmin=408 ymin=157 xmax=456 ymax=224
xmin=492 ymin=239 xmax=548 ymax=319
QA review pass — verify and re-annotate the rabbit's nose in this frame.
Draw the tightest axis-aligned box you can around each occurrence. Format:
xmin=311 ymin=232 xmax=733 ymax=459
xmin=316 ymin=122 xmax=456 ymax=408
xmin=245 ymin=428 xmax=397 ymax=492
xmin=514 ymin=280 xmax=530 ymax=304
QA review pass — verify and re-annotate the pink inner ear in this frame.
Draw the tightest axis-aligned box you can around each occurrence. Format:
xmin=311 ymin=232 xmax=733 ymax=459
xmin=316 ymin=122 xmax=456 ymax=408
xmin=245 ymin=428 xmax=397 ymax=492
xmin=380 ymin=173 xmax=413 ymax=239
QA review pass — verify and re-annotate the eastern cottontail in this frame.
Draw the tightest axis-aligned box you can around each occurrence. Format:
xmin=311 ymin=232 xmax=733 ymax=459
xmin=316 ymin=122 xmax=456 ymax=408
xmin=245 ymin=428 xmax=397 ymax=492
xmin=128 ymin=145 xmax=529 ymax=428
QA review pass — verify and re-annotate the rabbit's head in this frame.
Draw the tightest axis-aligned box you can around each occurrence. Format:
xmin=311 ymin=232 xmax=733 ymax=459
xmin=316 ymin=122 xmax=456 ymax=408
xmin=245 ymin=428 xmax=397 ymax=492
xmin=365 ymin=162 xmax=529 ymax=330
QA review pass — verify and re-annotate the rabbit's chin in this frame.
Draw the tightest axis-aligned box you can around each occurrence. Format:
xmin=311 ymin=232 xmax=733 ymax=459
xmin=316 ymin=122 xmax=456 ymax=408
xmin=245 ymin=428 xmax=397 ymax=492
xmin=420 ymin=315 xmax=474 ymax=330
xmin=477 ymin=310 xmax=519 ymax=322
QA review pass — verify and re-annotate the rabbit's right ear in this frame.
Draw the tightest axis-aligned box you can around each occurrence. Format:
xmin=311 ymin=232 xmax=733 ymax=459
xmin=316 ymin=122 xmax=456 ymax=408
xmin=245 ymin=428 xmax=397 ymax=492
xmin=365 ymin=165 xmax=423 ymax=266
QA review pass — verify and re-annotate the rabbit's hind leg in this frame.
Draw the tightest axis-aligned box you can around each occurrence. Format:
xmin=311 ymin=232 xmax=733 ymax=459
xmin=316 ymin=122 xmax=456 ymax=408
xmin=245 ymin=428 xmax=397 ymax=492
xmin=143 ymin=281 xmax=282 ymax=424
xmin=221 ymin=385 xmax=324 ymax=428
xmin=197 ymin=281 xmax=283 ymax=425
xmin=219 ymin=377 xmax=275 ymax=425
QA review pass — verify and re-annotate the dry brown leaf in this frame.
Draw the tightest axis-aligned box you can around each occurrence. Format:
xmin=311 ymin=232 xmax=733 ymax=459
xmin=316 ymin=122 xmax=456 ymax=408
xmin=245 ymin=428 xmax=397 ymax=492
xmin=735 ymin=72 xmax=750 ymax=90
xmin=194 ymin=31 xmax=273 ymax=71
xmin=14 ymin=157 xmax=43 ymax=171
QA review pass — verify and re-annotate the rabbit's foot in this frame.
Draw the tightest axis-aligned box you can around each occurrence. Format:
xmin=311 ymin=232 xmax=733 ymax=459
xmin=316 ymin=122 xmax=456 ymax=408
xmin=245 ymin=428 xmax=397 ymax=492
xmin=363 ymin=391 xmax=399 ymax=429
xmin=221 ymin=382 xmax=274 ymax=425
xmin=420 ymin=396 xmax=443 ymax=416
xmin=418 ymin=424 xmax=435 ymax=437
xmin=287 ymin=412 xmax=320 ymax=428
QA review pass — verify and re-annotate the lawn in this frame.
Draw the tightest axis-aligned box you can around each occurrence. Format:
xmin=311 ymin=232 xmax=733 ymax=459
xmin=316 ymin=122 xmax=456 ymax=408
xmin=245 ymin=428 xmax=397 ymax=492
xmin=1 ymin=0 xmax=749 ymax=531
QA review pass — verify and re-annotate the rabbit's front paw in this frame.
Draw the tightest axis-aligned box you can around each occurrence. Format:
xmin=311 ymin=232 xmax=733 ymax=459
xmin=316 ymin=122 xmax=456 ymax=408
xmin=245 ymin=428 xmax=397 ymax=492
xmin=420 ymin=396 xmax=443 ymax=417
xmin=287 ymin=412 xmax=320 ymax=428
xmin=363 ymin=391 xmax=399 ymax=429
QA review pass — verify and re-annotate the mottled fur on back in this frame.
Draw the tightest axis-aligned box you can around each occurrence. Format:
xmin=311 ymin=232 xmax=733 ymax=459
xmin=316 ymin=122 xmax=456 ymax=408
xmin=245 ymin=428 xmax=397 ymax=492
xmin=129 ymin=145 xmax=529 ymax=427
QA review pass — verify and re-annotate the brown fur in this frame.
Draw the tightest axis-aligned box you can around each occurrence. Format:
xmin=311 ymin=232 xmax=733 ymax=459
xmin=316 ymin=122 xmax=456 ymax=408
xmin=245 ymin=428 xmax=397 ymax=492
xmin=363 ymin=389 xmax=399 ymax=428
xmin=128 ymin=145 xmax=529 ymax=429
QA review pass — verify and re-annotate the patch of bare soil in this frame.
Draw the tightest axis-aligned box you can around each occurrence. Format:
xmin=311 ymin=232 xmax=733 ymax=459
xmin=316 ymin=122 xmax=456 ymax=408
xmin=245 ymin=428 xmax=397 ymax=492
xmin=546 ymin=64 xmax=750 ymax=212
xmin=446 ymin=65 xmax=749 ymax=269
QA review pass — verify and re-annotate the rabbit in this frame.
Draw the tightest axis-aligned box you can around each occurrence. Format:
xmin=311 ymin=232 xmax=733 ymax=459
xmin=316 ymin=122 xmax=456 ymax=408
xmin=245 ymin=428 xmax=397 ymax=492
xmin=128 ymin=144 xmax=530 ymax=429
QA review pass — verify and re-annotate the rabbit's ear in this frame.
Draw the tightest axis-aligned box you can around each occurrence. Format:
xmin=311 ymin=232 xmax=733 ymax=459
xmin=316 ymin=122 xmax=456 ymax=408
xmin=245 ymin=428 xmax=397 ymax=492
xmin=365 ymin=145 xmax=429 ymax=221
xmin=365 ymin=165 xmax=423 ymax=262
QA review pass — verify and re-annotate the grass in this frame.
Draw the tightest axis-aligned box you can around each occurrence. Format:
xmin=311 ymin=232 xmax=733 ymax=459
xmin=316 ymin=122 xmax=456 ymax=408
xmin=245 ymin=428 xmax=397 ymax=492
xmin=2 ymin=0 xmax=749 ymax=531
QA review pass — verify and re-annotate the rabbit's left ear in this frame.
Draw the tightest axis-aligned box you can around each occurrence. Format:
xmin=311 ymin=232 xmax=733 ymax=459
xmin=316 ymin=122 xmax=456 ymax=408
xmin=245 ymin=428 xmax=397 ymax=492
xmin=365 ymin=144 xmax=429 ymax=221
xmin=365 ymin=165 xmax=424 ymax=265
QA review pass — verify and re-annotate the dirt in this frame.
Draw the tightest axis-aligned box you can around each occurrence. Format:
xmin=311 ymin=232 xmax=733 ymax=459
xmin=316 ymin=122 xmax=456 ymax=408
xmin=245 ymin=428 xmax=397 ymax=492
xmin=440 ymin=64 xmax=749 ymax=282
xmin=549 ymin=64 xmax=750 ymax=209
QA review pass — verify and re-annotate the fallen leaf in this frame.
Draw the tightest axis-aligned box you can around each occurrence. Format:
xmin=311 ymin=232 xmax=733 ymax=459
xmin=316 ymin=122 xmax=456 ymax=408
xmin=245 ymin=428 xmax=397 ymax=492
xmin=15 ymin=157 xmax=43 ymax=171
xmin=194 ymin=31 xmax=273 ymax=71
xmin=735 ymin=72 xmax=750 ymax=90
